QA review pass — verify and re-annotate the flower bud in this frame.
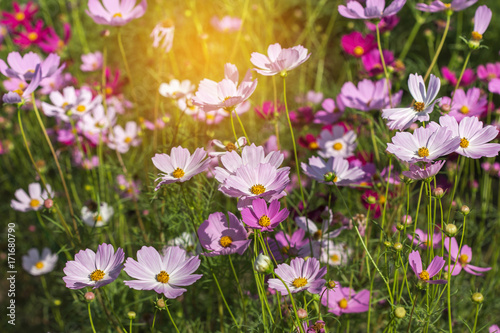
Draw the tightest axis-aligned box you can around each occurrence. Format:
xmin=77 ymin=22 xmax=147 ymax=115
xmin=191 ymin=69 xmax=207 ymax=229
xmin=326 ymin=280 xmax=336 ymax=289
xmin=445 ymin=224 xmax=458 ymax=237
xmin=280 ymin=70 xmax=288 ymax=78
xmin=471 ymin=292 xmax=484 ymax=304
xmin=254 ymin=253 xmax=273 ymax=274
xmin=401 ymin=215 xmax=412 ymax=225
xmin=433 ymin=187 xmax=444 ymax=198
xmin=156 ymin=299 xmax=166 ymax=309
xmin=396 ymin=223 xmax=405 ymax=231
xmin=101 ymin=29 xmax=110 ymax=38
xmin=393 ymin=242 xmax=403 ymax=251
xmin=44 ymin=199 xmax=53 ymax=209
xmin=366 ymin=196 xmax=377 ymax=205
xmin=323 ymin=172 xmax=335 ymax=183
xmin=128 ymin=311 xmax=136 ymax=320
xmin=461 ymin=205 xmax=470 ymax=215
xmin=85 ymin=292 xmax=95 ymax=302
xmin=297 ymin=308 xmax=308 ymax=320
xmin=394 ymin=306 xmax=406 ymax=319
xmin=54 ymin=299 xmax=62 ymax=306
xmin=384 ymin=241 xmax=392 ymax=247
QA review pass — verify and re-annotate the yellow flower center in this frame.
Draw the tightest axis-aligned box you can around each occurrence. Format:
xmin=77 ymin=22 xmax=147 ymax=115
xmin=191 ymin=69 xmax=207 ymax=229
xmin=57 ymin=40 xmax=64 ymax=48
xmin=459 ymin=137 xmax=469 ymax=148
xmin=313 ymin=230 xmax=323 ymax=241
xmin=444 ymin=3 xmax=451 ymax=8
xmin=219 ymin=236 xmax=233 ymax=248
xmin=413 ymin=102 xmax=425 ymax=112
xmin=15 ymin=12 xmax=26 ymax=21
xmin=90 ymin=269 xmax=105 ymax=281
xmin=206 ymin=114 xmax=215 ymax=120
xmin=76 ymin=105 xmax=86 ymax=112
xmin=13 ymin=89 xmax=24 ymax=96
xmin=225 ymin=142 xmax=237 ymax=152
xmin=35 ymin=261 xmax=44 ymax=269
xmin=379 ymin=195 xmax=386 ymax=205
xmin=471 ymin=31 xmax=483 ymax=41
xmin=258 ymin=215 xmax=271 ymax=227
xmin=330 ymin=254 xmax=340 ymax=263
xmin=18 ymin=82 xmax=26 ymax=89
xmin=30 ymin=199 xmax=40 ymax=208
xmin=419 ymin=270 xmax=430 ymax=281
xmin=113 ymin=12 xmax=123 ymax=18
xmin=62 ymin=102 xmax=69 ymax=108
xmin=105 ymin=87 xmax=113 ymax=95
xmin=156 ymin=270 xmax=170 ymax=283
xmin=460 ymin=105 xmax=469 ymax=114
xmin=353 ymin=46 xmax=364 ymax=56
xmin=459 ymin=254 xmax=469 ymax=265
xmin=338 ymin=298 xmax=348 ymax=309
xmin=96 ymin=215 xmax=103 ymax=222
xmin=333 ymin=142 xmax=343 ymax=151
xmin=292 ymin=277 xmax=308 ymax=288
xmin=172 ymin=168 xmax=185 ymax=178
xmin=417 ymin=147 xmax=429 ymax=158
xmin=250 ymin=184 xmax=266 ymax=195
xmin=124 ymin=137 xmax=132 ymax=143
xmin=308 ymin=141 xmax=319 ymax=150
xmin=281 ymin=246 xmax=290 ymax=254
xmin=27 ymin=32 xmax=38 ymax=41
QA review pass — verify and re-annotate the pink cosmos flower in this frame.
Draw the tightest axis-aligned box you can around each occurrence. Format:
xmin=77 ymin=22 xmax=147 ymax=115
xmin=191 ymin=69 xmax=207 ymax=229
xmin=489 ymin=325 xmax=499 ymax=333
xmin=402 ymin=160 xmax=445 ymax=180
xmin=124 ymin=246 xmax=202 ymax=298
xmin=63 ymin=243 xmax=124 ymax=289
xmin=408 ymin=250 xmax=446 ymax=284
xmin=0 ymin=51 xmax=64 ymax=82
xmin=159 ymin=79 xmax=195 ymax=100
xmin=471 ymin=5 xmax=491 ymax=42
xmin=107 ymin=121 xmax=141 ymax=153
xmin=444 ymin=237 xmax=491 ymax=276
xmin=321 ymin=283 xmax=370 ymax=315
xmin=241 ymin=198 xmax=289 ymax=232
xmin=382 ymin=73 xmax=441 ymax=130
xmin=250 ymin=43 xmax=310 ymax=76
xmin=254 ymin=101 xmax=284 ymax=119
xmin=267 ymin=229 xmax=309 ymax=262
xmin=438 ymin=115 xmax=500 ymax=159
xmin=11 ymin=182 xmax=53 ymax=212
xmin=37 ymin=23 xmax=71 ymax=53
xmin=151 ymin=20 xmax=175 ymax=53
xmin=198 ymin=212 xmax=251 ymax=256
xmin=489 ymin=79 xmax=500 ymax=95
xmin=317 ymin=126 xmax=357 ymax=159
xmin=2 ymin=64 xmax=41 ymax=104
xmin=13 ymin=20 xmax=48 ymax=49
xmin=387 ymin=125 xmax=460 ymax=163
xmin=305 ymin=91 xmax=324 ymax=105
xmin=408 ymin=229 xmax=442 ymax=249
xmin=152 ymin=146 xmax=210 ymax=190
xmin=86 ymin=0 xmax=147 ymax=26
xmin=42 ymin=86 xmax=102 ymax=122
xmin=81 ymin=51 xmax=103 ymax=72
xmin=209 ymin=137 xmax=247 ymax=157
xmin=478 ymin=62 xmax=500 ymax=82
xmin=340 ymin=78 xmax=402 ymax=112
xmin=446 ymin=88 xmax=487 ymax=122
xmin=341 ymin=31 xmax=376 ymax=58
xmin=295 ymin=212 xmax=344 ymax=245
xmin=441 ymin=67 xmax=475 ymax=87
xmin=1 ymin=1 xmax=38 ymax=30
xmin=314 ymin=97 xmax=345 ymax=125
xmin=78 ymin=104 xmax=116 ymax=138
xmin=302 ymin=156 xmax=365 ymax=186
xmin=22 ymin=248 xmax=58 ymax=276
xmin=116 ymin=174 xmax=140 ymax=199
xmin=361 ymin=49 xmax=394 ymax=76
xmin=211 ymin=16 xmax=242 ymax=32
xmin=365 ymin=15 xmax=399 ymax=33
xmin=416 ymin=0 xmax=477 ymax=13
xmin=268 ymin=257 xmax=326 ymax=295
xmin=339 ymin=0 xmax=406 ymax=19
xmin=40 ymin=71 xmax=74 ymax=95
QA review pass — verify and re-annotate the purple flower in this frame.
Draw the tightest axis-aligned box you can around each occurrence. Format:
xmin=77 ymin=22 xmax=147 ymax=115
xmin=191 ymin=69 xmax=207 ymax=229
xmin=489 ymin=325 xmax=499 ymax=333
xmin=80 ymin=51 xmax=103 ymax=72
xmin=402 ymin=160 xmax=445 ymax=180
xmin=444 ymin=237 xmax=491 ymax=276
xmin=489 ymin=79 xmax=500 ymax=95
xmin=439 ymin=115 xmax=500 ymax=159
xmin=341 ymin=31 xmax=376 ymax=57
xmin=22 ymin=248 xmax=58 ymax=276
xmin=152 ymin=146 xmax=211 ymax=190
xmin=63 ymin=243 xmax=124 ymax=289
xmin=314 ymin=97 xmax=345 ymax=125
xmin=408 ymin=229 xmax=442 ymax=248
xmin=250 ymin=43 xmax=311 ymax=76
xmin=446 ymin=88 xmax=487 ymax=122
xmin=268 ymin=257 xmax=326 ymax=295
xmin=478 ymin=62 xmax=500 ymax=82
xmin=471 ymin=5 xmax=492 ymax=42
xmin=11 ymin=182 xmax=53 ymax=212
xmin=317 ymin=126 xmax=357 ymax=159
xmin=267 ymin=229 xmax=309 ymax=262
xmin=408 ymin=250 xmax=446 ymax=284
xmin=340 ymin=78 xmax=402 ymax=112
xmin=339 ymin=0 xmax=406 ymax=20
xmin=86 ymin=0 xmax=147 ymax=26
xmin=382 ymin=73 xmax=441 ymax=130
xmin=320 ymin=283 xmax=370 ymax=315
xmin=361 ymin=49 xmax=394 ymax=76
xmin=365 ymin=15 xmax=400 ymax=33
xmin=124 ymin=246 xmax=202 ymax=298
xmin=0 ymin=51 xmax=64 ymax=81
xmin=197 ymin=212 xmax=251 ymax=256
xmin=301 ymin=156 xmax=365 ymax=186
xmin=2 ymin=64 xmax=41 ymax=104
xmin=441 ymin=67 xmax=476 ymax=87
xmin=416 ymin=0 xmax=477 ymax=13
xmin=42 ymin=86 xmax=102 ymax=122
xmin=241 ymin=198 xmax=289 ymax=232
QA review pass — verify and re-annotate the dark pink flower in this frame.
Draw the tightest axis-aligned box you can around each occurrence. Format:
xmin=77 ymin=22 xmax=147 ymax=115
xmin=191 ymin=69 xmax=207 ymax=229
xmin=441 ymin=67 xmax=475 ymax=87
xmin=13 ymin=20 xmax=48 ymax=49
xmin=0 ymin=1 xmax=38 ymax=30
xmin=444 ymin=237 xmax=491 ymax=276
xmin=37 ymin=23 xmax=71 ymax=54
xmin=241 ymin=198 xmax=289 ymax=232
xmin=361 ymin=48 xmax=394 ymax=76
xmin=341 ymin=31 xmax=376 ymax=58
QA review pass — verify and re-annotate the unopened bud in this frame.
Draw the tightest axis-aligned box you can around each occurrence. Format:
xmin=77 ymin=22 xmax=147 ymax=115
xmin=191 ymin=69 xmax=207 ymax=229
xmin=297 ymin=308 xmax=308 ymax=320
xmin=445 ymin=224 xmax=458 ymax=236
xmin=44 ymin=199 xmax=53 ymax=209
xmin=280 ymin=70 xmax=288 ymax=78
xmin=471 ymin=292 xmax=484 ymax=304
xmin=394 ymin=306 xmax=406 ymax=318
xmin=393 ymin=242 xmax=403 ymax=251
xmin=54 ymin=299 xmax=61 ymax=306
xmin=396 ymin=223 xmax=405 ymax=231
xmin=156 ymin=299 xmax=166 ymax=309
xmin=85 ymin=292 xmax=95 ymax=302
xmin=101 ymin=29 xmax=110 ymax=38
xmin=326 ymin=280 xmax=336 ymax=289
xmin=401 ymin=215 xmax=412 ymax=225
xmin=433 ymin=187 xmax=444 ymax=198
xmin=254 ymin=253 xmax=273 ymax=274
xmin=127 ymin=311 xmax=136 ymax=319
xmin=323 ymin=172 xmax=335 ymax=183
xmin=366 ymin=196 xmax=377 ymax=205
xmin=384 ymin=241 xmax=392 ymax=247
xmin=461 ymin=205 xmax=470 ymax=215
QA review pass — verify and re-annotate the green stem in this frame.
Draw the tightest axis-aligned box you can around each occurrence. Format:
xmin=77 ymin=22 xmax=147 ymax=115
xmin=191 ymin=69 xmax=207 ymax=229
xmin=165 ymin=303 xmax=180 ymax=333
xmin=228 ymin=255 xmax=247 ymax=327
xmin=117 ymin=29 xmax=138 ymax=104
xmin=88 ymin=303 xmax=97 ymax=333
xmin=472 ymin=304 xmax=480 ymax=333
xmin=376 ymin=22 xmax=392 ymax=106
xmin=423 ymin=13 xmax=451 ymax=82
xmin=450 ymin=50 xmax=472 ymax=106
xmin=233 ymin=110 xmax=251 ymax=144
xmin=151 ymin=308 xmax=157 ymax=332
xmin=275 ymin=275 xmax=305 ymax=333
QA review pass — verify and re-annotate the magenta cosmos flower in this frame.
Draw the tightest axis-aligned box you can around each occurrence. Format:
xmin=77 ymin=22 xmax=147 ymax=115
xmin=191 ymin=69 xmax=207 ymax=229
xmin=22 ymin=248 xmax=58 ymax=276
xmin=416 ymin=0 xmax=477 ymax=13
xmin=408 ymin=229 xmax=441 ymax=249
xmin=408 ymin=250 xmax=446 ymax=284
xmin=341 ymin=31 xmax=376 ymax=58
xmin=124 ymin=246 xmax=201 ymax=298
xmin=152 ymin=146 xmax=211 ymax=190
xmin=267 ymin=229 xmax=309 ymax=262
xmin=386 ymin=125 xmax=460 ymax=163
xmin=268 ymin=257 xmax=326 ymax=295
xmin=250 ymin=43 xmax=310 ymax=76
xmin=402 ymin=160 xmax=445 ymax=180
xmin=86 ymin=0 xmax=147 ymax=26
xmin=320 ymin=283 xmax=370 ymax=316
xmin=63 ymin=243 xmax=124 ymax=289
xmin=197 ymin=212 xmax=251 ymax=257
xmin=444 ymin=237 xmax=491 ymax=276
xmin=439 ymin=115 xmax=500 ymax=159
xmin=382 ymin=73 xmax=441 ymax=130
xmin=11 ymin=182 xmax=53 ymax=212
xmin=362 ymin=49 xmax=395 ymax=77
xmin=441 ymin=67 xmax=475 ymax=87
xmin=301 ymin=156 xmax=365 ymax=186
xmin=365 ymin=15 xmax=399 ymax=32
xmin=241 ymin=198 xmax=289 ymax=232
xmin=0 ymin=51 xmax=64 ymax=82
xmin=339 ymin=78 xmax=402 ymax=112
xmin=1 ymin=1 xmax=38 ymax=30
xmin=490 ymin=325 xmax=500 ymax=333
xmin=339 ymin=0 xmax=406 ymax=20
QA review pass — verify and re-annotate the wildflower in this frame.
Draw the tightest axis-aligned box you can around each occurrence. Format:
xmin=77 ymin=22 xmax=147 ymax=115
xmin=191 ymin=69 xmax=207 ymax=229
xmin=13 ymin=20 xmax=48 ymax=49
xmin=268 ymin=257 xmax=326 ymax=295
xmin=209 ymin=137 xmax=247 ymax=157
xmin=490 ymin=325 xmax=500 ymax=333
xmin=444 ymin=237 xmax=491 ymax=276
xmin=314 ymin=97 xmax=345 ymax=125
xmin=416 ymin=0 xmax=478 ymax=13
xmin=254 ymin=101 xmax=284 ymax=119
xmin=402 ymin=160 xmax=445 ymax=180
xmin=166 ymin=232 xmax=200 ymax=257
xmin=317 ymin=126 xmax=357 ymax=159
xmin=408 ymin=250 xmax=446 ymax=284
xmin=42 ymin=86 xmax=102 ymax=122
xmin=198 ymin=212 xmax=251 ymax=256
xmin=78 ymin=104 xmax=117 ymax=137
xmin=361 ymin=49 xmax=395 ymax=76
xmin=84 ymin=292 xmax=95 ymax=302
xmin=211 ymin=16 xmax=242 ymax=32
xmin=0 ymin=51 xmax=64 ymax=81
xmin=441 ymin=67 xmax=476 ymax=87
xmin=11 ymin=182 xmax=53 ymax=212
xmin=86 ymin=0 xmax=147 ymax=26
xmin=151 ymin=19 xmax=175 ymax=53
xmin=408 ymin=229 xmax=441 ymax=248
xmin=382 ymin=73 xmax=441 ymax=130
xmin=124 ymin=246 xmax=202 ymax=298
xmin=478 ymin=62 xmax=500 ymax=82
xmin=338 ymin=0 xmax=407 ymax=20
xmin=471 ymin=292 xmax=484 ymax=304
xmin=438 ymin=115 xmax=500 ymax=158
xmin=22 ymin=248 xmax=58 ymax=276
xmin=489 ymin=79 xmax=500 ymax=95
xmin=386 ymin=125 xmax=460 ymax=163
xmin=295 ymin=213 xmax=344 ymax=244
xmin=319 ymin=241 xmax=350 ymax=266
xmin=116 ymin=175 xmax=140 ymax=199
xmin=39 ymin=71 xmax=74 ymax=95
xmin=320 ymin=282 xmax=370 ymax=315
xmin=241 ymin=198 xmax=289 ymax=232
xmin=361 ymin=190 xmax=388 ymax=218
xmin=299 ymin=134 xmax=320 ymax=150
xmin=0 ymin=1 xmax=38 ymax=30
xmin=446 ymin=88 xmax=487 ymax=122
xmin=80 ymin=51 xmax=103 ymax=72
xmin=107 ymin=121 xmax=141 ymax=153
xmin=37 ymin=23 xmax=71 ymax=53
xmin=81 ymin=201 xmax=114 ymax=227
xmin=63 ymin=243 xmax=124 ymax=289
xmin=159 ymin=79 xmax=195 ymax=100
xmin=2 ymin=64 xmax=41 ymax=104
xmin=339 ymin=78 xmax=401 ymax=112
xmin=301 ymin=156 xmax=365 ymax=186
xmin=250 ymin=43 xmax=310 ymax=77
xmin=340 ymin=31 xmax=376 ymax=58
xmin=267 ymin=229 xmax=309 ymax=262
xmin=365 ymin=15 xmax=400 ymax=33
xmin=152 ymin=146 xmax=210 ymax=190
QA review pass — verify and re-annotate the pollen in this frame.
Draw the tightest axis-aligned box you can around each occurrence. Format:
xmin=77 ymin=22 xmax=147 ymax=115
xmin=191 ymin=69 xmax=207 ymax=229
xmin=471 ymin=31 xmax=483 ymax=41
xmin=76 ymin=105 xmax=86 ymax=112
xmin=308 ymin=141 xmax=319 ymax=150
xmin=124 ymin=137 xmax=132 ymax=143
xmin=333 ymin=142 xmax=343 ymax=151
xmin=460 ymin=105 xmax=469 ymax=114
xmin=15 ymin=12 xmax=26 ymax=21
xmin=419 ymin=270 xmax=430 ymax=281
xmin=459 ymin=137 xmax=469 ymax=148
xmin=338 ymin=298 xmax=348 ymax=309
xmin=35 ymin=261 xmax=44 ymax=269
xmin=330 ymin=254 xmax=340 ymax=263
xmin=417 ymin=147 xmax=429 ymax=158
xmin=258 ymin=215 xmax=271 ymax=227
xmin=90 ymin=269 xmax=105 ymax=281
xmin=413 ymin=102 xmax=425 ymax=112
xmin=292 ymin=277 xmax=308 ymax=288
xmin=219 ymin=236 xmax=233 ymax=248
xmin=225 ymin=142 xmax=237 ymax=152
xmin=172 ymin=168 xmax=185 ymax=178
xmin=353 ymin=46 xmax=364 ymax=56
xmin=27 ymin=32 xmax=38 ymax=41
xmin=113 ymin=12 xmax=123 ymax=18
xmin=156 ymin=271 xmax=170 ymax=283
xmin=30 ymin=199 xmax=40 ymax=208
xmin=250 ymin=184 xmax=266 ymax=195
xmin=459 ymin=254 xmax=469 ymax=265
